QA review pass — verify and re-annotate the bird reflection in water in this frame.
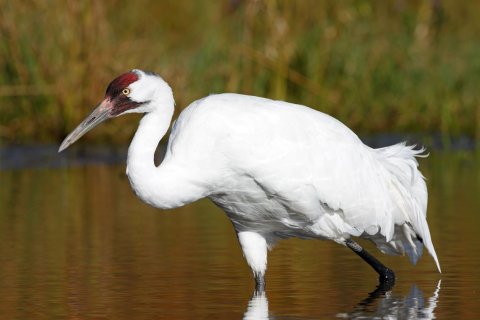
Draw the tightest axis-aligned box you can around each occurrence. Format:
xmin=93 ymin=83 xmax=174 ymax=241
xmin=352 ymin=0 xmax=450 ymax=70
xmin=338 ymin=280 xmax=442 ymax=319
xmin=243 ymin=280 xmax=441 ymax=320
xmin=243 ymin=292 xmax=269 ymax=320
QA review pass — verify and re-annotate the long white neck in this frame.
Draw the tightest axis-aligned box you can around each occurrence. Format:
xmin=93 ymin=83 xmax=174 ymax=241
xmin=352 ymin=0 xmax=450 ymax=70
xmin=127 ymin=109 xmax=172 ymax=170
xmin=126 ymin=91 xmax=206 ymax=209
xmin=126 ymin=92 xmax=174 ymax=203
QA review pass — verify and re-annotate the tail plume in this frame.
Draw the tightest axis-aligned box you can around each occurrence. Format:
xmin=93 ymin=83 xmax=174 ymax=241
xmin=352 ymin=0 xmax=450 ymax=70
xmin=376 ymin=143 xmax=441 ymax=272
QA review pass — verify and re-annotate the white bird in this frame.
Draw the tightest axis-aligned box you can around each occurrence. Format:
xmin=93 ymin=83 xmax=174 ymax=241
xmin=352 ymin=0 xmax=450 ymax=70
xmin=59 ymin=69 xmax=441 ymax=292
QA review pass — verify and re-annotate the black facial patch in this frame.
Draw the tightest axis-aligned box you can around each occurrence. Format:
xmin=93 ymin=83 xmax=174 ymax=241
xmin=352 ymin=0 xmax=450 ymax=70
xmin=109 ymin=95 xmax=141 ymax=116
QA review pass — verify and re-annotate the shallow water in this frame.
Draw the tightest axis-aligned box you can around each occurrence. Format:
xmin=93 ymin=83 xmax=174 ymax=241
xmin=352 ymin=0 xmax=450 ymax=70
xmin=0 ymin=148 xmax=479 ymax=319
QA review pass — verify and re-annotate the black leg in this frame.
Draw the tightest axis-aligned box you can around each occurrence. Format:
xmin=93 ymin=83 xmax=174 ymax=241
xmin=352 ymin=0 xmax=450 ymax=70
xmin=345 ymin=239 xmax=395 ymax=284
xmin=254 ymin=272 xmax=265 ymax=294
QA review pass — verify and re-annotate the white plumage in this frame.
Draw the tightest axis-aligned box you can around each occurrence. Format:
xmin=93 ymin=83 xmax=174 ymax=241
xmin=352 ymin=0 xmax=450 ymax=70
xmin=59 ymin=69 xmax=441 ymax=290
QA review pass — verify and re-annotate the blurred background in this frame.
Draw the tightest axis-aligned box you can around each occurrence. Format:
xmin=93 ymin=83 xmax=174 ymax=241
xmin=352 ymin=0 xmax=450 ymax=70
xmin=1 ymin=0 xmax=480 ymax=146
xmin=1 ymin=1 xmax=480 ymax=319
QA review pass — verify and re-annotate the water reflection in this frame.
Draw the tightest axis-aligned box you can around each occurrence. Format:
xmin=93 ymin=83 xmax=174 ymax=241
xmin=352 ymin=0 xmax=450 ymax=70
xmin=243 ymin=280 xmax=441 ymax=320
xmin=244 ymin=293 xmax=269 ymax=320
xmin=0 ymin=149 xmax=478 ymax=318
xmin=337 ymin=280 xmax=441 ymax=320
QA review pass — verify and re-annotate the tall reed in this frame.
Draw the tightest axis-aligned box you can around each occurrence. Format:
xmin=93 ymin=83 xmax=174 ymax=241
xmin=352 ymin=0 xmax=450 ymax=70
xmin=1 ymin=0 xmax=479 ymax=144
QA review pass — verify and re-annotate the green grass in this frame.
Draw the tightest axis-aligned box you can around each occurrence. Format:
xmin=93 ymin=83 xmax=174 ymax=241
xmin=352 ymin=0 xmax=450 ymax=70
xmin=1 ymin=0 xmax=480 ymax=144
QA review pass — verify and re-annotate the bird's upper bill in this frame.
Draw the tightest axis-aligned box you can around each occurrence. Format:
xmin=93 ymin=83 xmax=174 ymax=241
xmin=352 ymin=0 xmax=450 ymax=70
xmin=58 ymin=71 xmax=141 ymax=152
xmin=58 ymin=98 xmax=113 ymax=152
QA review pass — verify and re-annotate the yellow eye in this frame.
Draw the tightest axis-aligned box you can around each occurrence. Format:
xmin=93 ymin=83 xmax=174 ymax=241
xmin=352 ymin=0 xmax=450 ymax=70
xmin=122 ymin=88 xmax=130 ymax=95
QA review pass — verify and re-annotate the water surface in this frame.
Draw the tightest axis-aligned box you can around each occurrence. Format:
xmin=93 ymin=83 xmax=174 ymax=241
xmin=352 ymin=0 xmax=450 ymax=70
xmin=0 ymin=149 xmax=479 ymax=319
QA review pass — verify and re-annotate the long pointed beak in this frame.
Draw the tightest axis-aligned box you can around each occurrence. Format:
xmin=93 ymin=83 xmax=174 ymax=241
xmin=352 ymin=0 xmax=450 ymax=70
xmin=58 ymin=99 xmax=112 ymax=152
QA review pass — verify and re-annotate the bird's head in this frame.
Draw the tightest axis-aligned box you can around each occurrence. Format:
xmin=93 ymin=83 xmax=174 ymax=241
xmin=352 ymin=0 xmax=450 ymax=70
xmin=58 ymin=69 xmax=172 ymax=152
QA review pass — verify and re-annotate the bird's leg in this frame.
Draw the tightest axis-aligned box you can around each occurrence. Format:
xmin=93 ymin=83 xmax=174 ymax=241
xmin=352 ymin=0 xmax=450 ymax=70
xmin=254 ymin=271 xmax=266 ymax=294
xmin=345 ymin=239 xmax=395 ymax=284
xmin=237 ymin=231 xmax=268 ymax=294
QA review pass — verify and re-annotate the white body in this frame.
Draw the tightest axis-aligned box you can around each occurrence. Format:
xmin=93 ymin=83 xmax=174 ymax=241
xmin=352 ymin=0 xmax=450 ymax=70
xmin=127 ymin=76 xmax=440 ymax=274
xmin=125 ymin=73 xmax=440 ymax=279
xmin=59 ymin=70 xmax=441 ymax=283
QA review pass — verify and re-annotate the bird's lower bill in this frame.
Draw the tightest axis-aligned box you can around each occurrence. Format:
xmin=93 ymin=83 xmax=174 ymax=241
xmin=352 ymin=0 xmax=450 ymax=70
xmin=58 ymin=99 xmax=112 ymax=152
